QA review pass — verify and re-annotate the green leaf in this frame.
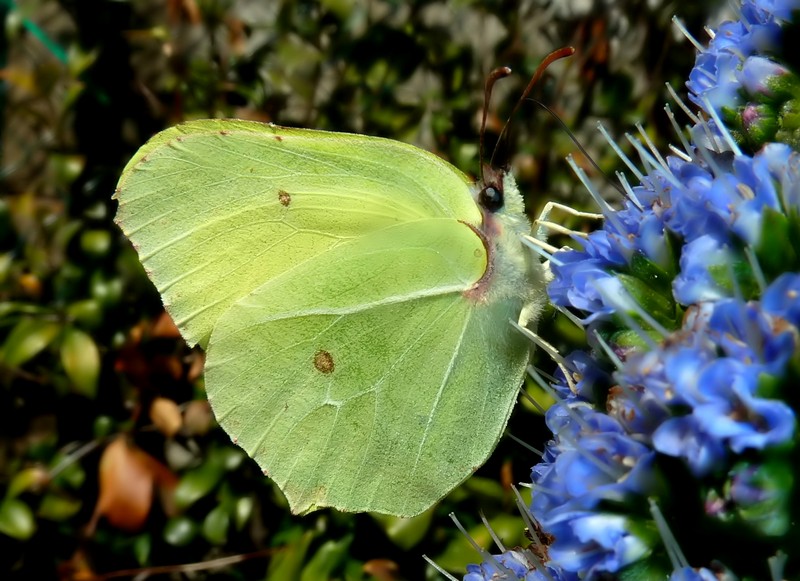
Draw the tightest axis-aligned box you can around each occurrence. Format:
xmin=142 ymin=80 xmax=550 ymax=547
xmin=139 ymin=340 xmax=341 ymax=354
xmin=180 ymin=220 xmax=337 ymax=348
xmin=50 ymin=455 xmax=86 ymax=490
xmin=89 ymin=271 xmax=123 ymax=307
xmin=201 ymin=504 xmax=230 ymax=545
xmin=0 ymin=253 xmax=12 ymax=284
xmin=66 ymin=299 xmax=104 ymax=330
xmin=79 ymin=229 xmax=112 ymax=258
xmin=1 ymin=318 xmax=61 ymax=367
xmin=0 ymin=498 xmax=36 ymax=540
xmin=266 ymin=530 xmax=315 ymax=581
xmin=60 ymin=327 xmax=101 ymax=398
xmin=618 ymin=558 xmax=671 ymax=581
xmin=93 ymin=415 xmax=116 ymax=439
xmin=757 ymin=206 xmax=800 ymax=279
xmin=708 ymin=259 xmax=760 ymax=301
xmin=461 ymin=476 xmax=507 ymax=502
xmin=343 ymin=559 xmax=368 ymax=581
xmin=627 ymin=251 xmax=674 ymax=294
xmin=234 ymin=495 xmax=254 ymax=530
xmin=133 ymin=534 xmax=151 ymax=566
xmin=218 ymin=446 xmax=246 ymax=471
xmin=732 ymin=460 xmax=794 ymax=537
xmin=38 ymin=493 xmax=81 ymax=521
xmin=300 ymin=534 xmax=353 ymax=581
xmin=7 ymin=467 xmax=48 ymax=497
xmin=163 ymin=516 xmax=199 ymax=546
xmin=609 ymin=328 xmax=662 ymax=352
xmin=371 ymin=508 xmax=433 ymax=550
xmin=615 ymin=272 xmax=679 ymax=330
xmin=173 ymin=457 xmax=226 ymax=511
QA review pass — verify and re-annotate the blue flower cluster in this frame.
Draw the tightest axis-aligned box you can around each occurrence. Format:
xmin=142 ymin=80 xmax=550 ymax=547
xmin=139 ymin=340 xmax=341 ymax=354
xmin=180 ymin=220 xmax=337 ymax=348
xmin=464 ymin=550 xmax=552 ymax=581
xmin=688 ymin=0 xmax=800 ymax=151
xmin=550 ymin=142 xmax=800 ymax=319
xmin=462 ymin=1 xmax=800 ymax=579
xmin=619 ymin=285 xmax=797 ymax=473
xmin=688 ymin=0 xmax=790 ymax=112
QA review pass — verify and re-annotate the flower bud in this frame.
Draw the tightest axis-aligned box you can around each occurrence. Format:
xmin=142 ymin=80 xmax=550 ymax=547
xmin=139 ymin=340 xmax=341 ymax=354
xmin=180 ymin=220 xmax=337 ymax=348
xmin=739 ymin=56 xmax=790 ymax=98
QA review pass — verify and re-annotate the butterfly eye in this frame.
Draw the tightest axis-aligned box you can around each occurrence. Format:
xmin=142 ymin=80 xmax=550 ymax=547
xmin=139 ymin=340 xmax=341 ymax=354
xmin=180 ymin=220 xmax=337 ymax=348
xmin=478 ymin=184 xmax=504 ymax=213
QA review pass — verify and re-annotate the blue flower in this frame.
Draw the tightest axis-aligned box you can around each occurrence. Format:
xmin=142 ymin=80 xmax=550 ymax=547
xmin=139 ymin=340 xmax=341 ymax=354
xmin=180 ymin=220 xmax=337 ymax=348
xmin=687 ymin=0 xmax=796 ymax=118
xmin=700 ymin=381 xmax=796 ymax=453
xmin=739 ymin=56 xmax=789 ymax=96
xmin=527 ymin=399 xmax=659 ymax=575
xmin=544 ymin=512 xmax=651 ymax=576
xmin=670 ymin=567 xmax=721 ymax=581
xmin=672 ymin=235 xmax=734 ymax=304
xmin=462 ymin=2 xmax=800 ymax=578
xmin=463 ymin=550 xmax=571 ymax=581
xmin=615 ymin=290 xmax=797 ymax=477
xmin=553 ymin=143 xmax=800 ymax=322
xmin=708 ymin=298 xmax=795 ymax=372
xmin=687 ymin=1 xmax=800 ymax=152
xmin=665 ymin=143 xmax=794 ymax=247
xmin=463 ymin=551 xmax=532 ymax=581
xmin=548 ymin=192 xmax=674 ymax=322
xmin=762 ymin=273 xmax=800 ymax=323
xmin=652 ymin=416 xmax=728 ymax=476
xmin=548 ymin=249 xmax=622 ymax=321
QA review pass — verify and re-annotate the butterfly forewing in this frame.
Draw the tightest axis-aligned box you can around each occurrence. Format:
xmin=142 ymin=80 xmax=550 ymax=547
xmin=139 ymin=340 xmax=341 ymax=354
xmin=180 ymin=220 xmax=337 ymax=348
xmin=114 ymin=120 xmax=481 ymax=348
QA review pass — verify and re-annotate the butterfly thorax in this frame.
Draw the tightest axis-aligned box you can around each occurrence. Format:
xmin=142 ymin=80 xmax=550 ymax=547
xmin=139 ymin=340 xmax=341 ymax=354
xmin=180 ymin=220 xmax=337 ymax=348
xmin=466 ymin=171 xmax=545 ymax=322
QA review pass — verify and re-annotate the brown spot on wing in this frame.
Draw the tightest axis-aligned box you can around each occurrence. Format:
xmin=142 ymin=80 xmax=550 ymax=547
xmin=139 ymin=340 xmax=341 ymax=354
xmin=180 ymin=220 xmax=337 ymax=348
xmin=274 ymin=135 xmax=283 ymax=142
xmin=278 ymin=190 xmax=291 ymax=207
xmin=313 ymin=350 xmax=335 ymax=374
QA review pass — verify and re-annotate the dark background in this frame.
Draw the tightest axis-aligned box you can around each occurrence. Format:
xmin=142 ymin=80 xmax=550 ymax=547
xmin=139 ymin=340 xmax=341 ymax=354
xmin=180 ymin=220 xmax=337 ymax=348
xmin=0 ymin=1 xmax=721 ymax=579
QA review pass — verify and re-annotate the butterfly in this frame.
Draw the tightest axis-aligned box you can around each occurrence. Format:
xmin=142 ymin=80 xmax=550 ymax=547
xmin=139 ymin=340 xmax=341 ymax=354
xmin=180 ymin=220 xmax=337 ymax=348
xmin=113 ymin=49 xmax=572 ymax=517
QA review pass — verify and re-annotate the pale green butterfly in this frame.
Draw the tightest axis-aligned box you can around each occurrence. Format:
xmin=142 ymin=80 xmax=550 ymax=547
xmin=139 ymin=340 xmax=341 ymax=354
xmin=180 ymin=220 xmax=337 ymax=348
xmin=113 ymin=50 xmax=571 ymax=517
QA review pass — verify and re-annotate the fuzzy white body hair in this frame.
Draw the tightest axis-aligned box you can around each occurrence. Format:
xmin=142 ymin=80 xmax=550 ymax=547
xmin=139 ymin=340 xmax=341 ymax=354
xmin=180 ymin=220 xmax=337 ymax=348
xmin=471 ymin=172 xmax=547 ymax=326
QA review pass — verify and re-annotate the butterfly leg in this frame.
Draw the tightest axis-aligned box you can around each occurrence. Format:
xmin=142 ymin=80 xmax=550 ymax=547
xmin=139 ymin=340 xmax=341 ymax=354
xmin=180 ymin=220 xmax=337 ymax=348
xmin=517 ymin=201 xmax=602 ymax=394
xmin=533 ymin=200 xmax=603 ymax=242
xmin=521 ymin=200 xmax=603 ymax=266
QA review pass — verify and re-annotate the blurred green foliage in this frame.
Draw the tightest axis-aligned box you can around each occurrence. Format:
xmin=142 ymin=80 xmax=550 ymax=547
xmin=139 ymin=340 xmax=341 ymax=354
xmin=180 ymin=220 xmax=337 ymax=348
xmin=0 ymin=0 xmax=722 ymax=579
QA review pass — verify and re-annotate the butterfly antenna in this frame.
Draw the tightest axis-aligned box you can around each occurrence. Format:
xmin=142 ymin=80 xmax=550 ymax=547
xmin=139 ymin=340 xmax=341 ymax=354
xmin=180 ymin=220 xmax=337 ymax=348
xmin=528 ymin=98 xmax=627 ymax=198
xmin=489 ymin=46 xmax=575 ymax=168
xmin=480 ymin=66 xmax=513 ymax=184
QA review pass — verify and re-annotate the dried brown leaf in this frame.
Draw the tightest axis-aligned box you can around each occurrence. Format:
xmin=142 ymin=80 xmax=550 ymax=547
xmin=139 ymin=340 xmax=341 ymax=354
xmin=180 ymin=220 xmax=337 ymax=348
xmin=150 ymin=397 xmax=182 ymax=438
xmin=90 ymin=437 xmax=175 ymax=532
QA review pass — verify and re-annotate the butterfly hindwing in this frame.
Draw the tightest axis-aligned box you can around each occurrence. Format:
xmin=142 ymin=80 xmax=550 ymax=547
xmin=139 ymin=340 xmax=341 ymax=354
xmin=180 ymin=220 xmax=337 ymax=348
xmin=205 ymin=220 xmax=528 ymax=515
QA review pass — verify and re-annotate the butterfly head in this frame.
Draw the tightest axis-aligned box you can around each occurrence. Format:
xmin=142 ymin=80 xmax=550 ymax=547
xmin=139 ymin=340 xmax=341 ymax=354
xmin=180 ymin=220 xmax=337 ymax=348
xmin=465 ymin=49 xmax=573 ymax=314
xmin=476 ymin=163 xmax=506 ymax=213
xmin=474 ymin=162 xmax=526 ymax=232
